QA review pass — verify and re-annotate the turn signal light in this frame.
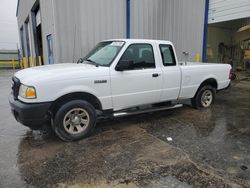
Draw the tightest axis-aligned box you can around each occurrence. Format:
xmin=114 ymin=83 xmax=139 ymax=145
xmin=26 ymin=88 xmax=36 ymax=98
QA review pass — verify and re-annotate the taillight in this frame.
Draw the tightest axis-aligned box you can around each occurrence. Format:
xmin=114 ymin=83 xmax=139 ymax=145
xmin=229 ymin=69 xmax=233 ymax=79
xmin=229 ymin=69 xmax=236 ymax=80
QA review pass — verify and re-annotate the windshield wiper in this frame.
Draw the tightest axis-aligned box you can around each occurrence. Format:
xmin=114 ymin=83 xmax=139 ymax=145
xmin=85 ymin=59 xmax=99 ymax=67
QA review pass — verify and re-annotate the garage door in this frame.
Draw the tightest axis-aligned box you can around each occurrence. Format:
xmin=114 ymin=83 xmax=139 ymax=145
xmin=208 ymin=0 xmax=250 ymax=24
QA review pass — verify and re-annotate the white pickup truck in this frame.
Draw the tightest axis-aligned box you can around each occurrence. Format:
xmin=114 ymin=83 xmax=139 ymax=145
xmin=9 ymin=39 xmax=232 ymax=141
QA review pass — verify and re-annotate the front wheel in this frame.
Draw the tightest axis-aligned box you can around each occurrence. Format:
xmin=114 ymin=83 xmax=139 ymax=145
xmin=53 ymin=100 xmax=96 ymax=141
xmin=191 ymin=85 xmax=215 ymax=108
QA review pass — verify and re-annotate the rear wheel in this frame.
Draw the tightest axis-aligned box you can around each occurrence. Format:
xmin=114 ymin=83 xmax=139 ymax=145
xmin=191 ymin=85 xmax=215 ymax=108
xmin=53 ymin=100 xmax=96 ymax=141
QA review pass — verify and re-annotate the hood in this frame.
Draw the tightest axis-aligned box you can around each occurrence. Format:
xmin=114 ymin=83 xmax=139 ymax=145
xmin=15 ymin=63 xmax=109 ymax=85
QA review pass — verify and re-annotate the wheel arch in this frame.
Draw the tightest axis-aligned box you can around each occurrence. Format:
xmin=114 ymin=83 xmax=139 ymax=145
xmin=194 ymin=78 xmax=218 ymax=97
xmin=49 ymin=92 xmax=102 ymax=117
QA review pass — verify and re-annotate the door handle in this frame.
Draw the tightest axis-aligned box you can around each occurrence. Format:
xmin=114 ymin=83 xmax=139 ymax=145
xmin=152 ymin=73 xmax=159 ymax=77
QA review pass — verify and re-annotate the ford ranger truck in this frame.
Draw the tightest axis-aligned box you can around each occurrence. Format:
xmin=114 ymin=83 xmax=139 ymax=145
xmin=9 ymin=39 xmax=232 ymax=141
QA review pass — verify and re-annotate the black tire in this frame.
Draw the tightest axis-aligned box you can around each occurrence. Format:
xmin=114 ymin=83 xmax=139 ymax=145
xmin=53 ymin=100 xmax=96 ymax=141
xmin=191 ymin=85 xmax=215 ymax=109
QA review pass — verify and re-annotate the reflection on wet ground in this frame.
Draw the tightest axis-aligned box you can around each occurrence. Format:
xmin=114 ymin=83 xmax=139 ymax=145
xmin=0 ymin=70 xmax=250 ymax=187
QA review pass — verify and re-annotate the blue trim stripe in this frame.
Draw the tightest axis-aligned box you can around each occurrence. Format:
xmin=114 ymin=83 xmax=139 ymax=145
xmin=126 ymin=0 xmax=130 ymax=38
xmin=202 ymin=0 xmax=209 ymax=62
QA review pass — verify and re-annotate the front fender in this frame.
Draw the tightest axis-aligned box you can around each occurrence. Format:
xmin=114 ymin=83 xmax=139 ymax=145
xmin=54 ymin=85 xmax=99 ymax=101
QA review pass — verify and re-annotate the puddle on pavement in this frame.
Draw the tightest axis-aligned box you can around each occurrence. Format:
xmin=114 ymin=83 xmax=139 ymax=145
xmin=16 ymin=126 xmax=241 ymax=188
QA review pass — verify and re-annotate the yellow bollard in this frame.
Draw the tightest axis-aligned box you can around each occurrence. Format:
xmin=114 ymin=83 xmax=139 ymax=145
xmin=196 ymin=53 xmax=201 ymax=63
xmin=23 ymin=58 xmax=27 ymax=69
xmin=31 ymin=57 xmax=34 ymax=67
xmin=33 ymin=57 xmax=36 ymax=66
xmin=20 ymin=59 xmax=23 ymax=69
xmin=28 ymin=57 xmax=30 ymax=67
xmin=38 ymin=56 xmax=42 ymax=66
xmin=29 ymin=57 xmax=32 ymax=67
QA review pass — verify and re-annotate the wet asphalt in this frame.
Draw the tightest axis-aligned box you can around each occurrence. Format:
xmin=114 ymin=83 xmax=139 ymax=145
xmin=0 ymin=69 xmax=249 ymax=188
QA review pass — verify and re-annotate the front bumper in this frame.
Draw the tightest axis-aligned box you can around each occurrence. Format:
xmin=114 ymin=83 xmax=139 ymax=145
xmin=9 ymin=94 xmax=51 ymax=130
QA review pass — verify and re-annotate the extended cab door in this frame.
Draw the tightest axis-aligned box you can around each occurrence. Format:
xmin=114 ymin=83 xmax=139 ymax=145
xmin=110 ymin=43 xmax=162 ymax=110
xmin=158 ymin=44 xmax=181 ymax=101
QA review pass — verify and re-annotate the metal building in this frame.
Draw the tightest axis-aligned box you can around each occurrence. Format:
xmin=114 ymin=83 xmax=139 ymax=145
xmin=16 ymin=0 xmax=207 ymax=66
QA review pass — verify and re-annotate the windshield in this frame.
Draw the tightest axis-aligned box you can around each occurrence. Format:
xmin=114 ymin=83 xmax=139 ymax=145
xmin=82 ymin=41 xmax=125 ymax=66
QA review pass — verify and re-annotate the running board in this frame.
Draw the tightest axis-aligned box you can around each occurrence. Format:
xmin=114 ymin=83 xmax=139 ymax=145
xmin=113 ymin=104 xmax=183 ymax=118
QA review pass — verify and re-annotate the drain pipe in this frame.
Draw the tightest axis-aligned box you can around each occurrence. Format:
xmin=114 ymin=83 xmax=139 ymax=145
xmin=202 ymin=0 xmax=209 ymax=62
xmin=126 ymin=0 xmax=131 ymax=38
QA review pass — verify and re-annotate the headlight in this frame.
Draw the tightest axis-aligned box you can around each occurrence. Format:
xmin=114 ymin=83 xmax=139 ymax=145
xmin=19 ymin=84 xmax=37 ymax=99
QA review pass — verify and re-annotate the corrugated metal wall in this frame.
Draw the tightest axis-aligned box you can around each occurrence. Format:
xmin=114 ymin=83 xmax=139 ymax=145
xmin=17 ymin=0 xmax=206 ymax=64
xmin=17 ymin=0 xmax=35 ymax=25
xmin=17 ymin=0 xmax=36 ymax=61
xmin=209 ymin=0 xmax=250 ymax=24
xmin=53 ymin=0 xmax=126 ymax=63
xmin=40 ymin=0 xmax=55 ymax=64
xmin=130 ymin=0 xmax=205 ymax=61
xmin=17 ymin=0 xmax=55 ymax=65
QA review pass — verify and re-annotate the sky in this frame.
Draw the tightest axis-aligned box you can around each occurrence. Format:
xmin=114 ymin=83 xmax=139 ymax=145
xmin=0 ymin=0 xmax=19 ymax=50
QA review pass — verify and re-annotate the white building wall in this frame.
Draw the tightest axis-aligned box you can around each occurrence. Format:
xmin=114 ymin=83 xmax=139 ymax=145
xmin=209 ymin=0 xmax=250 ymax=24
xmin=130 ymin=0 xmax=206 ymax=61
xmin=16 ymin=0 xmax=36 ymax=61
xmin=39 ymin=0 xmax=56 ymax=64
xmin=53 ymin=0 xmax=126 ymax=63
xmin=17 ymin=0 xmax=206 ymax=64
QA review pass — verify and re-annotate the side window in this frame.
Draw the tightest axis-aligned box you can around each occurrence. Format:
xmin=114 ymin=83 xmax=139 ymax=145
xmin=120 ymin=44 xmax=155 ymax=70
xmin=159 ymin=45 xmax=176 ymax=66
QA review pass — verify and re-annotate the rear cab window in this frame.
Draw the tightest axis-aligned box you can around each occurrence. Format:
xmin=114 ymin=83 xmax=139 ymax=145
xmin=159 ymin=44 xmax=176 ymax=66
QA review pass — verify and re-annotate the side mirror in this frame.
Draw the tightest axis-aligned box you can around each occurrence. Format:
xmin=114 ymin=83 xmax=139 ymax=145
xmin=115 ymin=60 xmax=133 ymax=71
xmin=77 ymin=58 xmax=84 ymax=64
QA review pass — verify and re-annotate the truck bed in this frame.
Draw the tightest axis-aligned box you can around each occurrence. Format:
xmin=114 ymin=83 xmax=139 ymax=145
xmin=178 ymin=62 xmax=231 ymax=99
